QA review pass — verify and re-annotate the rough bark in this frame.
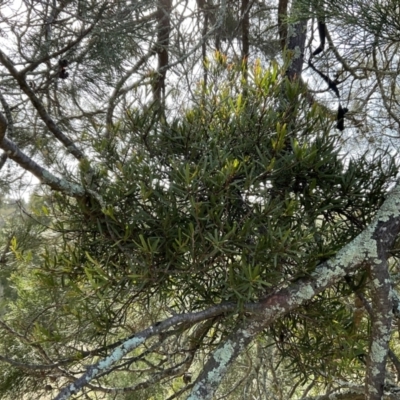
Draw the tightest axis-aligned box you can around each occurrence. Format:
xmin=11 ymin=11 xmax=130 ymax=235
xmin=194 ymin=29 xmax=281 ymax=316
xmin=0 ymin=111 xmax=6 ymax=143
xmin=154 ymin=0 xmax=172 ymax=104
xmin=365 ymin=257 xmax=392 ymax=400
xmin=278 ymin=0 xmax=288 ymax=50
xmin=365 ymin=220 xmax=396 ymax=400
xmin=286 ymin=17 xmax=307 ymax=81
xmin=241 ymin=0 xmax=250 ymax=81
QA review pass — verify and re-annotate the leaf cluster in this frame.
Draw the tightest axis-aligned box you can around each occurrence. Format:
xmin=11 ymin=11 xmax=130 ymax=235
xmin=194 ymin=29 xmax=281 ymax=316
xmin=47 ymin=60 xmax=398 ymax=311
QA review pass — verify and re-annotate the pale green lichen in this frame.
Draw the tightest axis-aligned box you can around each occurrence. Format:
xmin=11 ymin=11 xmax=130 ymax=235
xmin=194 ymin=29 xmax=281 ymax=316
xmin=6 ymin=149 xmax=17 ymax=156
xmin=328 ymin=185 xmax=400 ymax=266
xmin=392 ymin=289 xmax=400 ymax=315
xmin=187 ymin=341 xmax=235 ymax=400
xmin=294 ymin=284 xmax=315 ymax=301
xmin=187 ymin=330 xmax=253 ymax=400
xmin=366 ymin=384 xmax=379 ymax=395
xmin=375 ymin=184 xmax=400 ymax=222
xmin=42 ymin=170 xmax=85 ymax=196
xmin=307 ymin=262 xmax=347 ymax=292
xmin=97 ymin=335 xmax=146 ymax=371
xmin=56 ymin=335 xmax=147 ymax=400
xmin=293 ymin=46 xmax=302 ymax=59
xmin=210 ymin=341 xmax=234 ymax=381
xmin=335 ymin=228 xmax=378 ymax=265
xmin=372 ymin=278 xmax=382 ymax=288
xmin=370 ymin=342 xmax=386 ymax=364
xmin=287 ymin=24 xmax=296 ymax=38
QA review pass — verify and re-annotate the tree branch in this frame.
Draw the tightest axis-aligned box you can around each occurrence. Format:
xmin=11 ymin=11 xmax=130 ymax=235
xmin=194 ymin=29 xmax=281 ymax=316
xmin=365 ymin=215 xmax=395 ymax=399
xmin=186 ymin=183 xmax=400 ymax=399
xmin=53 ymin=303 xmax=237 ymax=400
xmin=52 ymin=181 xmax=400 ymax=400
xmin=365 ymin=257 xmax=392 ymax=400
xmin=0 ymin=136 xmax=85 ymax=197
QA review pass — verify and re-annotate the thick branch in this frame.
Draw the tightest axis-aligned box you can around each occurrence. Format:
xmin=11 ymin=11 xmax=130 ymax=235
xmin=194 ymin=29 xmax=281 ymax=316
xmin=0 ymin=137 xmax=85 ymax=197
xmin=53 ymin=303 xmax=237 ymax=400
xmin=0 ymin=111 xmax=6 ymax=143
xmin=365 ymin=258 xmax=392 ymax=400
xmin=187 ymin=183 xmax=400 ymax=399
xmin=286 ymin=0 xmax=307 ymax=82
xmin=278 ymin=0 xmax=288 ymax=50
xmin=54 ymin=181 xmax=400 ymax=400
xmin=365 ymin=221 xmax=394 ymax=400
xmin=241 ymin=0 xmax=250 ymax=64
xmin=153 ymin=0 xmax=172 ymax=104
xmin=187 ymin=324 xmax=254 ymax=400
xmin=0 ymin=152 xmax=7 ymax=171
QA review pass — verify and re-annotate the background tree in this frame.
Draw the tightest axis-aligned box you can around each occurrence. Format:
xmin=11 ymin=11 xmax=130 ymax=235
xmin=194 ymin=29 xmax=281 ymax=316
xmin=1 ymin=1 xmax=400 ymax=400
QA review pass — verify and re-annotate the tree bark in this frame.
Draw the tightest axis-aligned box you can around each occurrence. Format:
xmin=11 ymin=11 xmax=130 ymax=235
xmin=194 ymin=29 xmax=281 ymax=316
xmin=154 ymin=0 xmax=172 ymax=105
